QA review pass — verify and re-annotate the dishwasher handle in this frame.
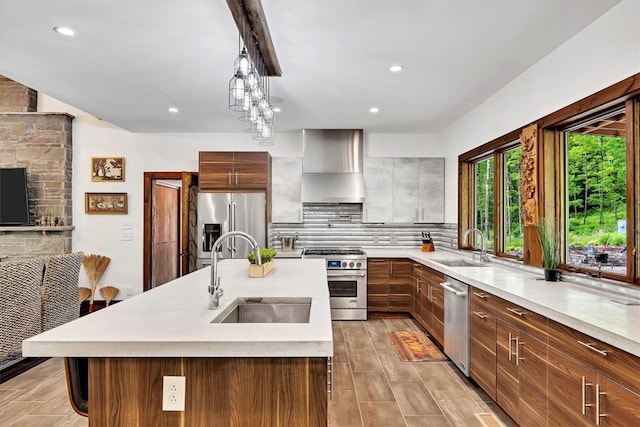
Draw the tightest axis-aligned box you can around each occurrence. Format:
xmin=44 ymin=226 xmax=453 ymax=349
xmin=441 ymin=281 xmax=466 ymax=297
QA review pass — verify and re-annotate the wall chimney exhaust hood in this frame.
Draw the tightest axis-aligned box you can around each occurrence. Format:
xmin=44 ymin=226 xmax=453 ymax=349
xmin=301 ymin=129 xmax=365 ymax=203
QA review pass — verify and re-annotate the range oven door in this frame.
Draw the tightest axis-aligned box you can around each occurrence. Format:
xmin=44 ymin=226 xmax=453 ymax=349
xmin=326 ymin=270 xmax=367 ymax=309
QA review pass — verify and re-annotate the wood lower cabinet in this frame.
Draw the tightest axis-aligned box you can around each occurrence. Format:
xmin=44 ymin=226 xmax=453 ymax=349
xmin=366 ymin=258 xmax=413 ymax=312
xmin=468 ymin=288 xmax=640 ymax=427
xmin=412 ymin=264 xmax=444 ymax=346
xmin=88 ymin=356 xmax=327 ymax=426
xmin=388 ymin=259 xmax=413 ymax=312
xmin=547 ymin=319 xmax=640 ymax=426
xmin=470 ymin=288 xmax=497 ymax=400
xmin=495 ymin=298 xmax=548 ymax=426
xmin=199 ymin=151 xmax=271 ymax=191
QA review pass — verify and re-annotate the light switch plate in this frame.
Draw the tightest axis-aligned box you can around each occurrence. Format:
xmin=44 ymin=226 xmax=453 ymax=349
xmin=121 ymin=221 xmax=133 ymax=230
xmin=121 ymin=232 xmax=133 ymax=241
xmin=162 ymin=376 xmax=186 ymax=411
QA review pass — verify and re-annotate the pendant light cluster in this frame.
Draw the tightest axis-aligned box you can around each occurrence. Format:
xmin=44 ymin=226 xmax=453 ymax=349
xmin=228 ymin=38 xmax=275 ymax=144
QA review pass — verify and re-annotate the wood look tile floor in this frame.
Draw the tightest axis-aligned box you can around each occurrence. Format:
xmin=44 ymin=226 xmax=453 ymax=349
xmin=1 ymin=319 xmax=514 ymax=427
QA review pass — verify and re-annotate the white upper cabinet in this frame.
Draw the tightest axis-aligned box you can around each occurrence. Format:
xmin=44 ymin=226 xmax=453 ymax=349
xmin=418 ymin=158 xmax=445 ymax=223
xmin=363 ymin=156 xmax=445 ymax=224
xmin=393 ymin=158 xmax=420 ymax=222
xmin=363 ymin=157 xmax=394 ymax=223
xmin=271 ymin=157 xmax=303 ymax=223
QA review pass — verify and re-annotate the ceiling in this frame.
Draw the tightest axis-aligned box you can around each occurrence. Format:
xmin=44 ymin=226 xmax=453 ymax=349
xmin=0 ymin=0 xmax=620 ymax=134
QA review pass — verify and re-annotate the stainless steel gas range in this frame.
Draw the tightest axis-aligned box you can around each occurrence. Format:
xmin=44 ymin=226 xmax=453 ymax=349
xmin=301 ymin=247 xmax=367 ymax=320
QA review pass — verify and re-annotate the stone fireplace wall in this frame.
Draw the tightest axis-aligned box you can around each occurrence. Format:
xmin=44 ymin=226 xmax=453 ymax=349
xmin=0 ymin=77 xmax=74 ymax=260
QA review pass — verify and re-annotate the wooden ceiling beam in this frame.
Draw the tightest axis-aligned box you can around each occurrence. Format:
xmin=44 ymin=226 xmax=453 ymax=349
xmin=226 ymin=0 xmax=282 ymax=76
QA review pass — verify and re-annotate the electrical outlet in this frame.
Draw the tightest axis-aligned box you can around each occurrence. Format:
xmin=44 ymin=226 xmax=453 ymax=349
xmin=390 ymin=235 xmax=399 ymax=245
xmin=121 ymin=221 xmax=133 ymax=230
xmin=121 ymin=232 xmax=133 ymax=241
xmin=126 ymin=287 xmax=133 ymax=296
xmin=373 ymin=235 xmax=379 ymax=244
xmin=162 ymin=376 xmax=186 ymax=411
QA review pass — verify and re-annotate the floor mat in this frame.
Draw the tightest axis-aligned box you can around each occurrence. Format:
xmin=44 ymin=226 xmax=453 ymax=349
xmin=386 ymin=331 xmax=446 ymax=362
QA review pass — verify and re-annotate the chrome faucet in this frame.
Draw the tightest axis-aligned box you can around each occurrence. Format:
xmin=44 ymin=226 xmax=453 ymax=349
xmin=463 ymin=227 xmax=488 ymax=263
xmin=209 ymin=231 xmax=261 ymax=310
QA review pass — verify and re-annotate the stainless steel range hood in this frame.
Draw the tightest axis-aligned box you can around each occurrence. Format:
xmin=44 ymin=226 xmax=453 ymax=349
xmin=302 ymin=129 xmax=365 ymax=203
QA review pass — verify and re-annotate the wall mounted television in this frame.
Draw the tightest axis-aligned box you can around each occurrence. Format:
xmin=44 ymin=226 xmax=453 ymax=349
xmin=0 ymin=167 xmax=31 ymax=226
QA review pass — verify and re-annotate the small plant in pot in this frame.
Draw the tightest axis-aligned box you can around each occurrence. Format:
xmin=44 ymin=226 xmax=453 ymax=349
xmin=247 ymin=247 xmax=278 ymax=264
xmin=536 ymin=217 xmax=560 ymax=281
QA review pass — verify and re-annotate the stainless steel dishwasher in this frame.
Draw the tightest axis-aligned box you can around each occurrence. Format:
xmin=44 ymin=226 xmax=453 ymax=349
xmin=442 ymin=276 xmax=470 ymax=376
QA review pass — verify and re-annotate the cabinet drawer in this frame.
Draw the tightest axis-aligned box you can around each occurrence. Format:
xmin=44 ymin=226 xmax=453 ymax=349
xmin=367 ymin=258 xmax=390 ymax=278
xmin=470 ymin=287 xmax=496 ymax=314
xmin=548 ymin=319 xmax=640 ymax=393
xmin=496 ymin=298 xmax=547 ymax=341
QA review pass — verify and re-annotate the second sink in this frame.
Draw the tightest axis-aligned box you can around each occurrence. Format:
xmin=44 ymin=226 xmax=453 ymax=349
xmin=433 ymin=258 xmax=488 ymax=268
xmin=213 ymin=297 xmax=312 ymax=323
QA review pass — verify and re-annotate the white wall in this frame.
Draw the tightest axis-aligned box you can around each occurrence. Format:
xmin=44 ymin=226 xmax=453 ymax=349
xmin=37 ymin=97 xmax=443 ymax=297
xmin=441 ymin=0 xmax=640 ymax=222
xmin=37 ymin=0 xmax=639 ymax=297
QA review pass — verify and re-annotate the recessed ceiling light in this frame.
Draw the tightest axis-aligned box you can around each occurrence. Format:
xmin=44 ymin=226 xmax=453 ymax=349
xmin=369 ymin=107 xmax=380 ymax=114
xmin=167 ymin=107 xmax=179 ymax=113
xmin=53 ymin=26 xmax=77 ymax=37
xmin=272 ymin=107 xmax=281 ymax=113
xmin=389 ymin=64 xmax=403 ymax=73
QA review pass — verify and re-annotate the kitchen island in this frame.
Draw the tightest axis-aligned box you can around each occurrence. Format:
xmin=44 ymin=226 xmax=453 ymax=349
xmin=23 ymin=258 xmax=333 ymax=426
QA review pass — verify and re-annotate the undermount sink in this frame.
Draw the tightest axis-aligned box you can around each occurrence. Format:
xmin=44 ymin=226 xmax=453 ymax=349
xmin=212 ymin=297 xmax=312 ymax=324
xmin=432 ymin=258 xmax=489 ymax=268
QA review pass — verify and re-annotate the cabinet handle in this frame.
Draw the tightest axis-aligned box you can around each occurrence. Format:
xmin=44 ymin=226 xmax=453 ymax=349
xmin=516 ymin=337 xmax=523 ymax=366
xmin=228 ymin=171 xmax=232 ymax=185
xmin=416 ymin=278 xmax=420 ymax=293
xmin=508 ymin=332 xmax=513 ymax=361
xmin=472 ymin=311 xmax=487 ymax=319
xmin=578 ymin=341 xmax=609 ymax=357
xmin=428 ymin=284 xmax=432 ymax=301
xmin=235 ymin=171 xmax=238 ymax=185
xmin=596 ymin=384 xmax=606 ymax=425
xmin=473 ymin=291 xmax=488 ymax=299
xmin=390 ymin=262 xmax=393 ymax=275
xmin=581 ymin=376 xmax=593 ymax=415
xmin=506 ymin=307 xmax=526 ymax=317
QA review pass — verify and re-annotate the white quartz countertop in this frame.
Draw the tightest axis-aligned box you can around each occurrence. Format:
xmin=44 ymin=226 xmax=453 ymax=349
xmin=365 ymin=248 xmax=640 ymax=357
xmin=23 ymin=259 xmax=333 ymax=358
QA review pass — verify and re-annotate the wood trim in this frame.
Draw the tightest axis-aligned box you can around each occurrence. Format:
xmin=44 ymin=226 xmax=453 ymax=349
xmin=226 ymin=0 xmax=282 ymax=77
xmin=539 ymin=73 xmax=640 ymax=129
xmin=629 ymin=98 xmax=639 ymax=284
xmin=459 ymin=129 xmax=521 ymax=162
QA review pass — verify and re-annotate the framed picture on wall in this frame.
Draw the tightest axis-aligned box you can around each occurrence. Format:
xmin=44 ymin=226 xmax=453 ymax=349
xmin=91 ymin=157 xmax=125 ymax=182
xmin=85 ymin=192 xmax=128 ymax=214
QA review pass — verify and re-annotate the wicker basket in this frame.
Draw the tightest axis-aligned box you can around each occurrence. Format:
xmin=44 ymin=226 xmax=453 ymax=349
xmin=248 ymin=261 xmax=273 ymax=278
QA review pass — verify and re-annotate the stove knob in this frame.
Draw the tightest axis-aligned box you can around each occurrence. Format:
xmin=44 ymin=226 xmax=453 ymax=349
xmin=356 ymin=262 xmax=362 ymax=268
xmin=342 ymin=261 xmax=347 ymax=268
xmin=349 ymin=262 xmax=355 ymax=268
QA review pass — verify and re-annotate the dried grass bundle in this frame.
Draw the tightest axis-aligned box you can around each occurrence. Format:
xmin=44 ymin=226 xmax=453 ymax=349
xmin=82 ymin=254 xmax=111 ymax=312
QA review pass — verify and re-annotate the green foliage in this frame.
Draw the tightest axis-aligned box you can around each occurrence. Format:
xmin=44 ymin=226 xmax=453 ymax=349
xmin=247 ymin=247 xmax=278 ymax=264
xmin=536 ymin=217 xmax=559 ymax=269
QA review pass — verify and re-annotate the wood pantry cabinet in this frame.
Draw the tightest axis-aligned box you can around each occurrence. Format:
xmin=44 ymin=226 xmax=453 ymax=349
xmin=469 ymin=287 xmax=497 ymax=400
xmin=412 ymin=264 xmax=444 ymax=346
xmin=366 ymin=258 xmax=413 ymax=312
xmin=199 ymin=151 xmax=271 ymax=191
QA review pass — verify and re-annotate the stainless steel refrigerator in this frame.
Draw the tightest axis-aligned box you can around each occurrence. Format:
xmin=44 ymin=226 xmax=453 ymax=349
xmin=196 ymin=192 xmax=266 ymax=269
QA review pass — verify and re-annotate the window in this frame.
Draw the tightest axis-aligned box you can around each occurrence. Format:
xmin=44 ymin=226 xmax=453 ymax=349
xmin=473 ymin=157 xmax=494 ymax=250
xmin=504 ymin=146 xmax=523 ymax=257
xmin=564 ymin=109 xmax=627 ymax=277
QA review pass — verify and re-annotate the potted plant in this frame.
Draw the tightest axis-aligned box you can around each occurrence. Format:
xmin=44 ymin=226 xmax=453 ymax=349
xmin=536 ymin=217 xmax=560 ymax=281
xmin=247 ymin=247 xmax=277 ymax=277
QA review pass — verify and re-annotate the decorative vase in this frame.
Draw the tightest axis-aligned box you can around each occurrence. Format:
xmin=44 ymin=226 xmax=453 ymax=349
xmin=544 ymin=268 xmax=559 ymax=282
xmin=249 ymin=260 xmax=274 ymax=278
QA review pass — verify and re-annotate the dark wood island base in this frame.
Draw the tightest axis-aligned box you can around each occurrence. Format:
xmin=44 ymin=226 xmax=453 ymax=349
xmin=87 ymin=357 xmax=328 ymax=426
